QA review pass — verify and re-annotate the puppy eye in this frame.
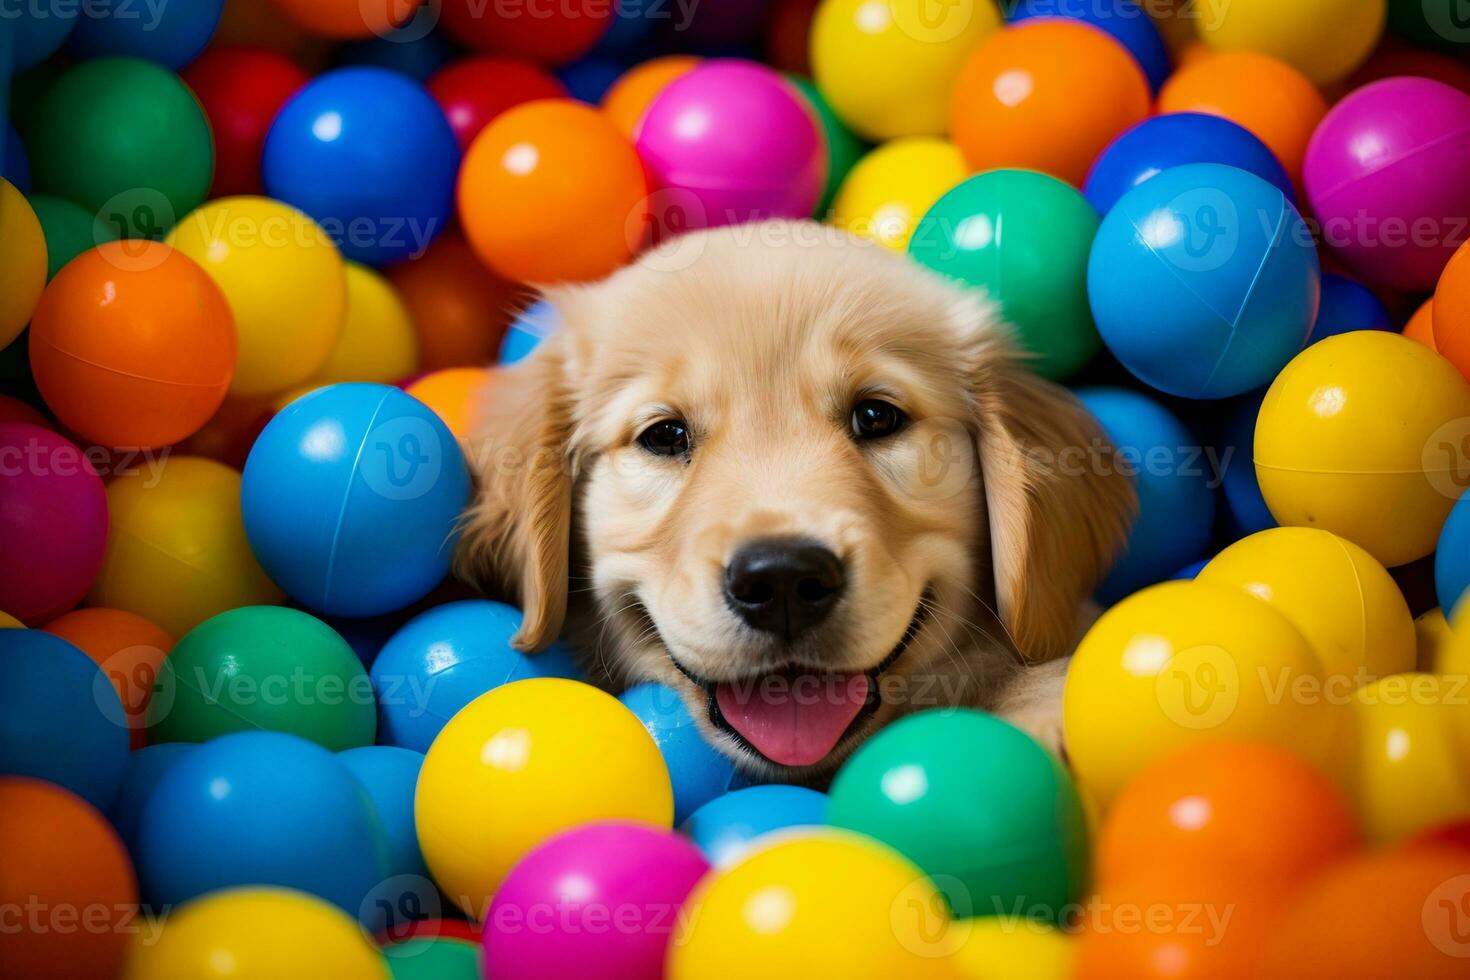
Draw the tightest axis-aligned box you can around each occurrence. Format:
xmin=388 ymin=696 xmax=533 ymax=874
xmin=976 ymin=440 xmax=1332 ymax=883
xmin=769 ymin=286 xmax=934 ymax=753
xmin=851 ymin=399 xmax=908 ymax=441
xmin=637 ymin=419 xmax=691 ymax=457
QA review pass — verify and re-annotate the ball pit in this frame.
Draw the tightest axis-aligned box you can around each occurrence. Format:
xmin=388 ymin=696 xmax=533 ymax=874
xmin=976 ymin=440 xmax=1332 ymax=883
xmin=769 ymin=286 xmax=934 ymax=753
xmin=788 ymin=75 xmax=867 ymax=216
xmin=383 ymin=937 xmax=481 ymax=980
xmin=10 ymin=1 xmax=78 ymax=72
xmin=312 ymin=263 xmax=418 ymax=385
xmin=1309 ymin=273 xmax=1394 ymax=344
xmin=44 ymin=607 xmax=175 ymax=749
xmin=438 ymin=0 xmax=612 ymax=65
xmin=270 ymin=0 xmax=425 ymax=40
xmin=26 ymin=193 xmax=119 ymax=280
xmin=1407 ymin=297 xmax=1440 ymax=351
xmin=429 ymin=57 xmax=569 ymax=152
xmin=832 ymin=138 xmax=967 ymax=252
xmin=0 ymin=180 xmax=46 ymax=350
xmin=66 ymin=0 xmax=223 ymax=69
xmin=603 ymin=55 xmax=701 ymax=139
xmin=108 ymin=742 xmax=195 ymax=857
xmin=682 ymin=784 xmax=829 ymax=868
xmin=180 ymin=47 xmax=310 ymax=198
xmin=1437 ymin=492 xmax=1470 ymax=614
xmin=1196 ymin=0 xmax=1386 ymax=86
xmin=403 ymin=367 xmax=492 ymax=442
xmin=619 ymin=682 xmax=740 ymax=824
xmin=500 ymin=299 xmax=559 ymax=364
xmin=1009 ymin=0 xmax=1171 ymax=91
xmin=1433 ymin=238 xmax=1470 ymax=376
xmin=386 ymin=231 xmax=520 ymax=371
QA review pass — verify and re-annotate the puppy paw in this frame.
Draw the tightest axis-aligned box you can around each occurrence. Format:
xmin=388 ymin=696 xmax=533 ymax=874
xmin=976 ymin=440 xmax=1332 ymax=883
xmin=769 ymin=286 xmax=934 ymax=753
xmin=994 ymin=658 xmax=1069 ymax=762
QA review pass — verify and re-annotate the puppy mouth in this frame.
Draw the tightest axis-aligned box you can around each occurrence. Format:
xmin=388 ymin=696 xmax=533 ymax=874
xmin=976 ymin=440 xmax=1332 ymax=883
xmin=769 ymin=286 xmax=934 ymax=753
xmin=669 ymin=594 xmax=930 ymax=769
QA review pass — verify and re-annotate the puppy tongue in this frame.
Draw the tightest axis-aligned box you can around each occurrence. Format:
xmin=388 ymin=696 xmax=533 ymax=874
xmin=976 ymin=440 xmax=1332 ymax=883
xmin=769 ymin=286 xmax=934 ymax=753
xmin=715 ymin=672 xmax=870 ymax=767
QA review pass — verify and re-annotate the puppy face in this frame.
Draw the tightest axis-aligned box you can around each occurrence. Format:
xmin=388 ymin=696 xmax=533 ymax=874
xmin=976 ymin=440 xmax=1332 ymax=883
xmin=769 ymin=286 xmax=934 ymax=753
xmin=459 ymin=222 xmax=1132 ymax=779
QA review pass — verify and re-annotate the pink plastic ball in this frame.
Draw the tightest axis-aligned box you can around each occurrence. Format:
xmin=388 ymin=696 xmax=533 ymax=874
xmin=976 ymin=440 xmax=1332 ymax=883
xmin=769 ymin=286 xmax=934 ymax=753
xmin=635 ymin=59 xmax=826 ymax=232
xmin=1304 ymin=77 xmax=1470 ymax=290
xmin=0 ymin=424 xmax=108 ymax=624
xmin=484 ymin=821 xmax=710 ymax=980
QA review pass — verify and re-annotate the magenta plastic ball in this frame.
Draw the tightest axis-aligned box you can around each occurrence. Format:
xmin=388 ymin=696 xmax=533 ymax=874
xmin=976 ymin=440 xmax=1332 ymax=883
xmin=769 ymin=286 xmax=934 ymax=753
xmin=484 ymin=821 xmax=710 ymax=980
xmin=0 ymin=423 xmax=108 ymax=624
xmin=1304 ymin=77 xmax=1470 ymax=290
xmin=635 ymin=59 xmax=826 ymax=231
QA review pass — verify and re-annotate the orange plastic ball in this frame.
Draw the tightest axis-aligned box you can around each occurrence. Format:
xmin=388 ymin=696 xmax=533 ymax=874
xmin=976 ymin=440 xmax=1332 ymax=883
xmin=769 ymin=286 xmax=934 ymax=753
xmin=0 ymin=778 xmax=138 ymax=980
xmin=949 ymin=20 xmax=1150 ymax=187
xmin=1261 ymin=847 xmax=1470 ymax=979
xmin=458 ymin=99 xmax=649 ymax=284
xmin=1096 ymin=741 xmax=1359 ymax=890
xmin=28 ymin=242 xmax=236 ymax=449
xmin=405 ymin=368 xmax=491 ymax=442
xmin=1433 ymin=241 xmax=1470 ymax=379
xmin=387 ymin=232 xmax=524 ymax=371
xmin=602 ymin=56 xmax=700 ymax=139
xmin=1157 ymin=51 xmax=1327 ymax=183
xmin=43 ymin=608 xmax=175 ymax=750
xmin=1406 ymin=298 xmax=1438 ymax=352
xmin=267 ymin=0 xmax=425 ymax=40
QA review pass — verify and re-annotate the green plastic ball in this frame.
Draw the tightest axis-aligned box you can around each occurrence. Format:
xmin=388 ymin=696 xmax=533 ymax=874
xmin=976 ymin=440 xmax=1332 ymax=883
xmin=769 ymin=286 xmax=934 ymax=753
xmin=23 ymin=58 xmax=213 ymax=238
xmin=790 ymin=76 xmax=869 ymax=218
xmin=147 ymin=606 xmax=376 ymax=752
xmin=26 ymin=195 xmax=118 ymax=280
xmin=908 ymin=169 xmax=1101 ymax=380
xmin=826 ymin=709 xmax=1088 ymax=922
xmin=385 ymin=938 xmax=480 ymax=979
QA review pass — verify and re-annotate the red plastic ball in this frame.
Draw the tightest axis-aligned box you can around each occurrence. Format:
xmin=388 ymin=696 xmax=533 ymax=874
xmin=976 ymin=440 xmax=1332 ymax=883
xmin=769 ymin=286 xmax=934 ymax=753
xmin=182 ymin=46 xmax=310 ymax=197
xmin=427 ymin=57 xmax=567 ymax=152
xmin=0 ymin=394 xmax=48 ymax=428
xmin=438 ymin=0 xmax=613 ymax=65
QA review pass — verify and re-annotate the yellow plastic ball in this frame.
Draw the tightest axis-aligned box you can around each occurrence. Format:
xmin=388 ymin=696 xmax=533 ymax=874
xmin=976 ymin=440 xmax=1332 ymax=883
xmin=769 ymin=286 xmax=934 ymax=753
xmin=0 ymin=611 xmax=22 ymax=628
xmin=0 ymin=179 xmax=47 ymax=350
xmin=668 ymin=830 xmax=959 ymax=980
xmin=1419 ymin=609 xmax=1453 ymax=672
xmin=949 ymin=918 xmax=1074 ymax=980
xmin=168 ymin=197 xmax=346 ymax=397
xmin=1198 ymin=527 xmax=1414 ymax=687
xmin=89 ymin=456 xmax=284 ymax=638
xmin=831 ymin=138 xmax=968 ymax=251
xmin=1351 ymin=674 xmax=1470 ymax=844
xmin=1063 ymin=580 xmax=1341 ymax=807
xmin=122 ymin=887 xmax=389 ymax=980
xmin=416 ymin=678 xmax=673 ymax=917
xmin=810 ymin=0 xmax=1003 ymax=140
xmin=1254 ymin=331 xmax=1470 ymax=569
xmin=1195 ymin=0 xmax=1385 ymax=86
xmin=310 ymin=263 xmax=418 ymax=385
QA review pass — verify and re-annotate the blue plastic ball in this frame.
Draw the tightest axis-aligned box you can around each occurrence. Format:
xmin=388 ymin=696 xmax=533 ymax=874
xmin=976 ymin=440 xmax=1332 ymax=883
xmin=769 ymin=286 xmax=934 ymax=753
xmin=557 ymin=56 xmax=627 ymax=102
xmin=5 ymin=123 xmax=31 ymax=193
xmin=338 ymin=744 xmax=440 ymax=931
xmin=241 ymin=383 xmax=472 ymax=618
xmin=11 ymin=5 xmax=80 ymax=72
xmin=1077 ymin=388 xmax=1216 ymax=604
xmin=1009 ymin=0 xmax=1170 ymax=91
xmin=334 ymin=26 xmax=458 ymax=83
xmin=681 ymin=785 xmax=828 ymax=867
xmin=1219 ymin=389 xmax=1276 ymax=537
xmin=0 ymin=630 xmax=129 ymax=810
xmin=1084 ymin=113 xmax=1294 ymax=215
xmin=262 ymin=67 xmax=460 ymax=265
xmin=1436 ymin=490 xmax=1470 ymax=617
xmin=108 ymin=742 xmax=195 ymax=859
xmin=596 ymin=0 xmax=659 ymax=53
xmin=137 ymin=731 xmax=389 ymax=919
xmin=1308 ymin=274 xmax=1394 ymax=345
xmin=619 ymin=682 xmax=738 ymax=823
xmin=1088 ymin=163 xmax=1320 ymax=400
xmin=370 ymin=600 xmax=582 ymax=751
xmin=1170 ymin=559 xmax=1209 ymax=580
xmin=65 ymin=0 xmax=223 ymax=69
xmin=499 ymin=300 xmax=559 ymax=364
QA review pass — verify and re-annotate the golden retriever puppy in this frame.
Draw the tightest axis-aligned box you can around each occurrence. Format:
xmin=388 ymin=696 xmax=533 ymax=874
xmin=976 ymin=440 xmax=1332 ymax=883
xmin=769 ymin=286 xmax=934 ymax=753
xmin=458 ymin=221 xmax=1134 ymax=781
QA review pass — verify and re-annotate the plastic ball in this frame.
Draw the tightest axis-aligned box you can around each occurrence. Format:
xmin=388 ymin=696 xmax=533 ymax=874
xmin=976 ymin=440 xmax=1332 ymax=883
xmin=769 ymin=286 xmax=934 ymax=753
xmin=0 ymin=611 xmax=22 ymax=628
xmin=1199 ymin=527 xmax=1415 ymax=684
xmin=108 ymin=742 xmax=195 ymax=857
xmin=1076 ymin=389 xmax=1216 ymax=602
xmin=269 ymin=0 xmax=426 ymax=39
xmin=242 ymin=384 xmax=471 ymax=617
xmin=0 ymin=778 xmax=137 ymax=980
xmin=459 ymin=99 xmax=648 ymax=283
xmin=147 ymin=606 xmax=375 ymax=750
xmin=1084 ymin=112 xmax=1295 ymax=216
xmin=137 ymin=731 xmax=389 ymax=915
xmin=1438 ymin=493 xmax=1470 ymax=614
xmin=123 ymin=887 xmax=391 ymax=980
xmin=788 ymin=75 xmax=867 ymax=216
xmin=334 ymin=25 xmax=457 ymax=82
xmin=1063 ymin=580 xmax=1339 ymax=806
xmin=26 ymin=193 xmax=119 ymax=281
xmin=24 ymin=58 xmax=212 ymax=237
xmin=1009 ymin=0 xmax=1170 ymax=91
xmin=1218 ymin=390 xmax=1275 ymax=536
xmin=1157 ymin=51 xmax=1328 ymax=183
xmin=439 ymin=0 xmax=612 ymax=64
xmin=557 ymin=56 xmax=625 ymax=103
xmin=403 ymin=368 xmax=490 ymax=441
xmin=1310 ymin=273 xmax=1394 ymax=345
xmin=636 ymin=60 xmax=826 ymax=230
xmin=428 ymin=57 xmax=569 ymax=151
xmin=827 ymin=709 xmax=1086 ymax=921
xmin=667 ymin=830 xmax=957 ymax=979
xmin=3 ymin=123 xmax=29 ymax=192
xmin=1196 ymin=0 xmax=1385 ymax=86
xmin=831 ymin=138 xmax=965 ymax=252
xmin=486 ymin=822 xmax=710 ymax=980
xmin=1407 ymin=297 xmax=1439 ymax=352
xmin=339 ymin=746 xmax=428 ymax=881
xmin=500 ymin=299 xmax=559 ymax=364
xmin=415 ymin=678 xmax=673 ymax=915
xmin=91 ymin=457 xmax=285 ymax=639
xmin=264 ymin=68 xmax=460 ymax=265
xmin=1419 ymin=607 xmax=1453 ymax=670
xmin=0 ymin=395 xmax=47 ymax=428
xmin=1306 ymin=78 xmax=1470 ymax=290
xmin=602 ymin=55 xmax=701 ymax=138
xmin=66 ymin=0 xmax=223 ymax=68
xmin=44 ymin=608 xmax=175 ymax=749
xmin=30 ymin=241 xmax=237 ymax=447
xmin=950 ymin=919 xmax=1074 ymax=980
xmin=383 ymin=937 xmax=481 ymax=979
xmin=181 ymin=47 xmax=310 ymax=197
xmin=910 ymin=169 xmax=1100 ymax=380
xmin=950 ymin=20 xmax=1150 ymax=187
xmin=0 ymin=180 xmax=45 ymax=350
xmin=619 ymin=682 xmax=738 ymax=824
xmin=312 ymin=264 xmax=418 ymax=385
xmin=809 ymin=0 xmax=1003 ymax=140
xmin=681 ymin=784 xmax=829 ymax=868
xmin=370 ymin=599 xmax=580 ymax=751
xmin=10 ymin=2 xmax=79 ymax=72
xmin=1431 ymin=238 xmax=1470 ymax=377
xmin=1254 ymin=331 xmax=1470 ymax=567
xmin=387 ymin=232 xmax=521 ymax=371
xmin=0 ymin=425 xmax=108 ymax=624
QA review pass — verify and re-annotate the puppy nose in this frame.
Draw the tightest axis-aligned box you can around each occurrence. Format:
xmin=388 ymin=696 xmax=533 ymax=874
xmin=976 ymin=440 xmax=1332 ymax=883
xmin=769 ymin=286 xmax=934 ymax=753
xmin=724 ymin=537 xmax=845 ymax=639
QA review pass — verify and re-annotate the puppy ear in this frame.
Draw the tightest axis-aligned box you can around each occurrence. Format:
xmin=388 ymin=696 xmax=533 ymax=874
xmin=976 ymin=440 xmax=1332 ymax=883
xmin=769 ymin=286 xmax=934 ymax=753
xmin=972 ymin=362 xmax=1136 ymax=662
xmin=455 ymin=336 xmax=575 ymax=652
